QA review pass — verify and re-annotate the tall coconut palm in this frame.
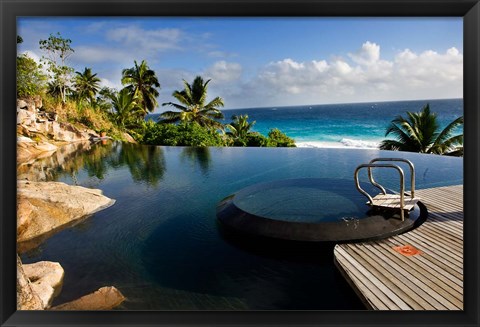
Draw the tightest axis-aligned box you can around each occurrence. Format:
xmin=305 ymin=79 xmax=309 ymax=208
xmin=110 ymin=88 xmax=143 ymax=130
xmin=74 ymin=67 xmax=101 ymax=104
xmin=379 ymin=104 xmax=463 ymax=156
xmin=121 ymin=60 xmax=160 ymax=117
xmin=160 ymin=76 xmax=225 ymax=130
xmin=226 ymin=115 xmax=256 ymax=140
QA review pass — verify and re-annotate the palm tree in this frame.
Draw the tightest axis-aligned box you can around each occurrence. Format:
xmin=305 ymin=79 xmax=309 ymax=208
xmin=226 ymin=114 xmax=256 ymax=140
xmin=109 ymin=88 xmax=143 ymax=130
xmin=379 ymin=104 xmax=463 ymax=156
xmin=160 ymin=76 xmax=225 ymax=130
xmin=74 ymin=67 xmax=101 ymax=104
xmin=47 ymin=80 xmax=62 ymax=99
xmin=121 ymin=60 xmax=160 ymax=117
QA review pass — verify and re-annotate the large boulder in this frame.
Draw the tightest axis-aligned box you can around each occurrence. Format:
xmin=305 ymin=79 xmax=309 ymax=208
xmin=50 ymin=286 xmax=126 ymax=310
xmin=17 ymin=255 xmax=124 ymax=311
xmin=17 ymin=181 xmax=116 ymax=243
xmin=17 ymin=255 xmax=43 ymax=310
xmin=22 ymin=261 xmax=64 ymax=309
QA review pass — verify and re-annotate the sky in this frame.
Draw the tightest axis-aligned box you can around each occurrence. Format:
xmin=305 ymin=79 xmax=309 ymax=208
xmin=17 ymin=17 xmax=463 ymax=111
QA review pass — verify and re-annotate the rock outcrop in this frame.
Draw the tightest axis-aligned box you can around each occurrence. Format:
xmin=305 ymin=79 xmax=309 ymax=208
xmin=22 ymin=261 xmax=65 ymax=309
xmin=17 ymin=181 xmax=116 ymax=243
xmin=50 ymin=287 xmax=126 ymax=310
xmin=15 ymin=97 xmax=130 ymax=311
xmin=17 ymin=255 xmax=126 ymax=310
xmin=17 ymin=255 xmax=43 ymax=310
xmin=17 ymin=98 xmax=98 ymax=143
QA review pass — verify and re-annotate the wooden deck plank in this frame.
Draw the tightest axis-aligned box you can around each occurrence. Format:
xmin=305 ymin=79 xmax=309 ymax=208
xmin=334 ymin=184 xmax=463 ymax=310
xmin=334 ymin=250 xmax=400 ymax=310
xmin=359 ymin=242 xmax=463 ymax=308
xmin=373 ymin=239 xmax=463 ymax=293
xmin=335 ymin=247 xmax=411 ymax=310
xmin=348 ymin=244 xmax=443 ymax=309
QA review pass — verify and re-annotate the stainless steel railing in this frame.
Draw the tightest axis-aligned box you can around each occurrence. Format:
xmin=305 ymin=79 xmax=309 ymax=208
xmin=354 ymin=163 xmax=407 ymax=221
xmin=367 ymin=158 xmax=416 ymax=198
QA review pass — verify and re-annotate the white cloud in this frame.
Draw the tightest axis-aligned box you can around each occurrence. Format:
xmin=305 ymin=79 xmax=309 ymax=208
xmin=223 ymin=43 xmax=462 ymax=108
xmin=205 ymin=61 xmax=242 ymax=82
xmin=349 ymin=41 xmax=381 ymax=66
xmin=73 ymin=46 xmax=130 ymax=64
xmin=99 ymin=77 xmax=122 ymax=91
xmin=84 ymin=21 xmax=108 ymax=33
xmin=105 ymin=26 xmax=183 ymax=54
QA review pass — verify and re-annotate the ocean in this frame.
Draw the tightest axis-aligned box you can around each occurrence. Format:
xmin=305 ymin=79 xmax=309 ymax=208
xmin=147 ymin=98 xmax=463 ymax=149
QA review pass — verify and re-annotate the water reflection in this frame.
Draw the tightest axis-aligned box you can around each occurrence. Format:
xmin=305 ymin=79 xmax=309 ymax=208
xmin=18 ymin=141 xmax=166 ymax=187
xmin=17 ymin=141 xmax=107 ymax=182
xmin=180 ymin=147 xmax=211 ymax=175
xmin=112 ymin=143 xmax=166 ymax=187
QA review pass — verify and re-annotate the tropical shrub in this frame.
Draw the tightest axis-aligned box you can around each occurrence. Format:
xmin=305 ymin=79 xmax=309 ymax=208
xmin=266 ymin=128 xmax=296 ymax=147
xmin=142 ymin=121 xmax=225 ymax=147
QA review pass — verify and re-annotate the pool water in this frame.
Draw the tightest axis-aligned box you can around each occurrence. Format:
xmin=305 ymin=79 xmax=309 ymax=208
xmin=217 ymin=178 xmax=426 ymax=242
xmin=233 ymin=178 xmax=381 ymax=223
xmin=18 ymin=142 xmax=462 ymax=310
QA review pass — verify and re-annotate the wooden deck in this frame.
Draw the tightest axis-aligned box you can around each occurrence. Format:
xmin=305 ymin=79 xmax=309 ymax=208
xmin=334 ymin=184 xmax=463 ymax=310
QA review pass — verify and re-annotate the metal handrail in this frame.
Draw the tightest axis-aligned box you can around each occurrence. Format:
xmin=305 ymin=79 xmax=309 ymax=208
xmin=368 ymin=158 xmax=415 ymax=198
xmin=355 ymin=163 xmax=406 ymax=221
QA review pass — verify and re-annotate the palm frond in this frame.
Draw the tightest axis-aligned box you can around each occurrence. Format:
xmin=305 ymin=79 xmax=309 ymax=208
xmin=432 ymin=116 xmax=463 ymax=147
xmin=161 ymin=102 xmax=188 ymax=111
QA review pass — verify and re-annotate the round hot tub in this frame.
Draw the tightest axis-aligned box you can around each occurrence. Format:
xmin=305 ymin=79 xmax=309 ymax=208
xmin=216 ymin=178 xmax=427 ymax=242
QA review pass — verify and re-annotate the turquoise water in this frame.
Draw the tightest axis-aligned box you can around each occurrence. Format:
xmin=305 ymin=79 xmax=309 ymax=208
xmin=19 ymin=143 xmax=463 ymax=310
xmin=149 ymin=98 xmax=463 ymax=148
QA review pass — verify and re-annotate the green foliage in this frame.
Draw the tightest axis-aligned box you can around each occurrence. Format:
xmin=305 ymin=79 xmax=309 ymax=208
xmin=93 ymin=87 xmax=115 ymax=113
xmin=17 ymin=36 xmax=23 ymax=44
xmin=39 ymin=32 xmax=74 ymax=103
xmin=379 ymin=104 xmax=463 ymax=156
xmin=16 ymin=54 xmax=47 ymax=97
xmin=226 ymin=114 xmax=254 ymax=138
xmin=142 ymin=121 xmax=225 ymax=147
xmin=121 ymin=60 xmax=160 ymax=117
xmin=110 ymin=88 xmax=144 ymax=130
xmin=245 ymin=132 xmax=268 ymax=147
xmin=74 ymin=67 xmax=101 ymax=104
xmin=266 ymin=128 xmax=296 ymax=147
xmin=160 ymin=75 xmax=225 ymax=130
xmin=225 ymin=114 xmax=270 ymax=146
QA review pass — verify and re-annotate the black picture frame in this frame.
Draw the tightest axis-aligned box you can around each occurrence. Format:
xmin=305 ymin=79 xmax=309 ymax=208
xmin=1 ymin=0 xmax=479 ymax=326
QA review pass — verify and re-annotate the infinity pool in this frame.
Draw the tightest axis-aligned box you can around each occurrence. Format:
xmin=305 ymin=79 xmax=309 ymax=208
xmin=18 ymin=142 xmax=462 ymax=310
xmin=217 ymin=178 xmax=426 ymax=242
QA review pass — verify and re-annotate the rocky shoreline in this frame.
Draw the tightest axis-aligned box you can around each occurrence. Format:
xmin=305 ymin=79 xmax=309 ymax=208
xmin=16 ymin=97 xmax=128 ymax=310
